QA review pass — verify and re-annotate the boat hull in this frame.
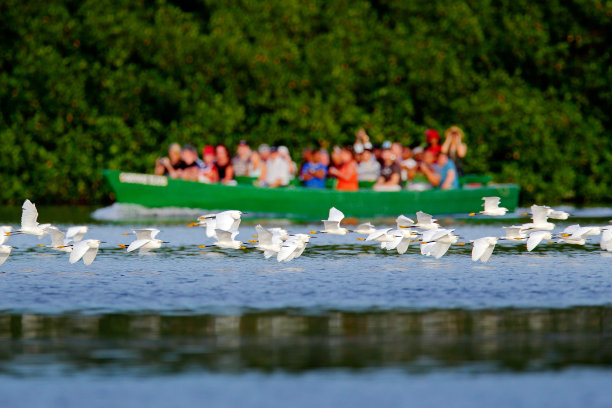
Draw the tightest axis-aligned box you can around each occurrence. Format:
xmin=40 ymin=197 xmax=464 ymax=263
xmin=103 ymin=170 xmax=520 ymax=219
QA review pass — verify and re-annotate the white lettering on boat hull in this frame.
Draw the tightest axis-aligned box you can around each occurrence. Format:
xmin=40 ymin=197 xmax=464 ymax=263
xmin=119 ymin=173 xmax=168 ymax=186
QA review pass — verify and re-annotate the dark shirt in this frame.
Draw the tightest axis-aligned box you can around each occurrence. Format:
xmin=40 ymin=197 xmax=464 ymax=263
xmin=380 ymin=162 xmax=402 ymax=185
xmin=163 ymin=160 xmax=188 ymax=176
xmin=217 ymin=162 xmax=232 ymax=180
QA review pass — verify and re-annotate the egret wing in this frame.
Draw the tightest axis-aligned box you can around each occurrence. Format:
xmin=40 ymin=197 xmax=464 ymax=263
xmin=21 ymin=199 xmax=39 ymax=230
xmin=365 ymin=228 xmax=391 ymax=242
xmin=134 ymin=229 xmax=159 ymax=240
xmin=472 ymin=238 xmax=490 ymax=261
xmin=483 ymin=196 xmax=501 ymax=210
xmin=323 ymin=220 xmax=341 ymax=232
xmin=82 ymin=246 xmax=99 ymax=266
xmin=479 ymin=243 xmax=496 ymax=263
xmin=327 ymin=207 xmax=344 ymax=222
xmin=215 ymin=212 xmax=237 ymax=232
xmin=66 ymin=226 xmax=88 ymax=242
xmin=395 ymin=237 xmax=411 ymax=254
xmin=422 ymin=228 xmax=449 ymax=243
xmin=277 ymin=240 xmax=298 ymax=262
xmin=127 ymin=239 xmax=150 ymax=252
xmin=416 ymin=211 xmax=433 ymax=225
xmin=69 ymin=241 xmax=90 ymax=264
xmin=46 ymin=226 xmax=66 ymax=247
xmin=256 ymin=225 xmax=273 ymax=246
xmin=0 ymin=248 xmax=10 ymax=266
xmin=527 ymin=231 xmax=549 ymax=251
xmin=420 ymin=242 xmax=436 ymax=256
xmin=531 ymin=205 xmax=550 ymax=225
xmin=215 ymin=229 xmax=234 ymax=245
xmin=432 ymin=242 xmax=451 ymax=259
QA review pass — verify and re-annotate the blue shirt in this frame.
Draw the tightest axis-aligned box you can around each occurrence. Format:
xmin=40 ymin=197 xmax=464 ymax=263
xmin=300 ymin=162 xmax=327 ymax=188
xmin=434 ymin=160 xmax=460 ymax=189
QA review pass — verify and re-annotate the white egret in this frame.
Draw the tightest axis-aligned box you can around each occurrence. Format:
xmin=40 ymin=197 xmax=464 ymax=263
xmin=40 ymin=226 xmax=72 ymax=252
xmin=420 ymin=229 xmax=458 ymax=259
xmin=255 ymin=225 xmax=284 ymax=258
xmin=522 ymin=205 xmax=555 ymax=231
xmin=214 ymin=229 xmax=243 ymax=249
xmin=471 ymin=197 xmax=508 ymax=216
xmin=199 ymin=211 xmax=243 ymax=238
xmin=0 ymin=245 xmax=13 ymax=266
xmin=396 ymin=215 xmax=416 ymax=229
xmin=277 ymin=234 xmax=310 ymax=262
xmin=69 ymin=239 xmax=102 ymax=266
xmin=384 ymin=228 xmax=418 ymax=254
xmin=354 ymin=222 xmax=376 ymax=235
xmin=0 ymin=226 xmax=13 ymax=245
xmin=415 ymin=211 xmax=439 ymax=230
xmin=501 ymin=226 xmax=528 ymax=241
xmin=526 ymin=231 xmax=553 ymax=252
xmin=601 ymin=227 xmax=612 ymax=251
xmin=547 ymin=208 xmax=570 ymax=220
xmin=472 ymin=237 xmax=498 ymax=263
xmin=365 ymin=228 xmax=394 ymax=248
xmin=127 ymin=228 xmax=165 ymax=255
xmin=321 ymin=207 xmax=349 ymax=235
xmin=18 ymin=199 xmax=52 ymax=237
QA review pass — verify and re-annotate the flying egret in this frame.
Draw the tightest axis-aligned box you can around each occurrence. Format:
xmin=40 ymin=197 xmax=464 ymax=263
xmin=39 ymin=226 xmax=72 ymax=252
xmin=66 ymin=226 xmax=88 ymax=243
xmin=384 ymin=228 xmax=418 ymax=254
xmin=547 ymin=208 xmax=570 ymax=220
xmin=471 ymin=237 xmax=498 ymax=263
xmin=199 ymin=211 xmax=243 ymax=238
xmin=18 ymin=199 xmax=52 ymax=237
xmin=277 ymin=234 xmax=310 ymax=262
xmin=559 ymin=225 xmax=599 ymax=245
xmin=501 ymin=226 xmax=528 ymax=241
xmin=0 ymin=245 xmax=13 ymax=266
xmin=415 ymin=211 xmax=439 ymax=230
xmin=255 ymin=225 xmax=284 ymax=258
xmin=420 ymin=229 xmax=458 ymax=259
xmin=396 ymin=215 xmax=416 ymax=229
xmin=471 ymin=197 xmax=508 ymax=216
xmin=601 ymin=226 xmax=612 ymax=251
xmin=127 ymin=228 xmax=165 ymax=255
xmin=354 ymin=222 xmax=376 ymax=235
xmin=365 ymin=228 xmax=394 ymax=248
xmin=214 ymin=229 xmax=243 ymax=249
xmin=0 ymin=226 xmax=13 ymax=245
xmin=522 ymin=205 xmax=555 ymax=231
xmin=526 ymin=231 xmax=553 ymax=251
xmin=321 ymin=207 xmax=349 ymax=235
xmin=69 ymin=239 xmax=102 ymax=266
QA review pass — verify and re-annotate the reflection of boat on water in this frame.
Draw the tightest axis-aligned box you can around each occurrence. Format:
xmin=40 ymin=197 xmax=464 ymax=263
xmin=103 ymin=169 xmax=520 ymax=219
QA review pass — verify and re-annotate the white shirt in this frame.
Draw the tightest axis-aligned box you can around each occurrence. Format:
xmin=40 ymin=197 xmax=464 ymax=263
xmin=265 ymin=157 xmax=290 ymax=186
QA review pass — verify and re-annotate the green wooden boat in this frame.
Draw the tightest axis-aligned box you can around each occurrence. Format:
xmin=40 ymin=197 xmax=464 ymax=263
xmin=103 ymin=169 xmax=519 ymax=219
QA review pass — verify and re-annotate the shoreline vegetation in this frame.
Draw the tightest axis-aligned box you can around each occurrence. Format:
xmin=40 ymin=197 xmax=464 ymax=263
xmin=0 ymin=0 xmax=610 ymax=205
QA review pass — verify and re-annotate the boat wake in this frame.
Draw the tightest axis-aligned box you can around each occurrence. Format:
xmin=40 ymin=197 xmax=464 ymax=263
xmin=92 ymin=203 xmax=206 ymax=221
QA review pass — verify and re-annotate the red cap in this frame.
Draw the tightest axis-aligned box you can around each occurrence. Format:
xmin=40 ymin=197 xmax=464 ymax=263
xmin=425 ymin=129 xmax=440 ymax=140
xmin=203 ymin=145 xmax=214 ymax=155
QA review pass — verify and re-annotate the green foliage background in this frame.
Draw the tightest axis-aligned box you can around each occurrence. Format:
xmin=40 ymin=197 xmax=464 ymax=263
xmin=1 ymin=0 xmax=610 ymax=204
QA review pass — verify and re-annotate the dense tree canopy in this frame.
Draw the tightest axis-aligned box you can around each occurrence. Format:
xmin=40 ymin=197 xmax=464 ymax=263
xmin=0 ymin=0 xmax=610 ymax=204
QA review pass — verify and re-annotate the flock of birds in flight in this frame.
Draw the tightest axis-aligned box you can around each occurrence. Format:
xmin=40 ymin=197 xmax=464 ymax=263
xmin=0 ymin=198 xmax=611 ymax=266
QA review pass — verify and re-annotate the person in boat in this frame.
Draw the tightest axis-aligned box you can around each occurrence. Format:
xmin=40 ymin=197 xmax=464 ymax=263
xmin=278 ymin=146 xmax=297 ymax=180
xmin=231 ymin=140 xmax=251 ymax=177
xmin=373 ymin=148 xmax=402 ymax=191
xmin=215 ymin=144 xmax=235 ymax=185
xmin=264 ymin=146 xmax=291 ymax=188
xmin=247 ymin=150 xmax=266 ymax=181
xmin=400 ymin=146 xmax=417 ymax=184
xmin=420 ymin=151 xmax=459 ymax=190
xmin=155 ymin=143 xmax=187 ymax=177
xmin=328 ymin=147 xmax=358 ymax=191
xmin=300 ymin=149 xmax=327 ymax=188
xmin=198 ymin=145 xmax=219 ymax=183
xmin=441 ymin=126 xmax=467 ymax=177
xmin=179 ymin=144 xmax=205 ymax=181
xmin=424 ymin=129 xmax=442 ymax=157
xmin=357 ymin=143 xmax=380 ymax=182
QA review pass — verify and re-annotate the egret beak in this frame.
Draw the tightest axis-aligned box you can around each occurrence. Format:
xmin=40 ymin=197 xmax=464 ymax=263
xmin=162 ymin=241 xmax=170 ymax=244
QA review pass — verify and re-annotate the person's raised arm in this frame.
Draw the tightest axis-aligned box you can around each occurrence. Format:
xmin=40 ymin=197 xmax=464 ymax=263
xmin=420 ymin=164 xmax=441 ymax=187
xmin=456 ymin=140 xmax=467 ymax=158
xmin=223 ymin=165 xmax=234 ymax=182
xmin=387 ymin=173 xmax=400 ymax=186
